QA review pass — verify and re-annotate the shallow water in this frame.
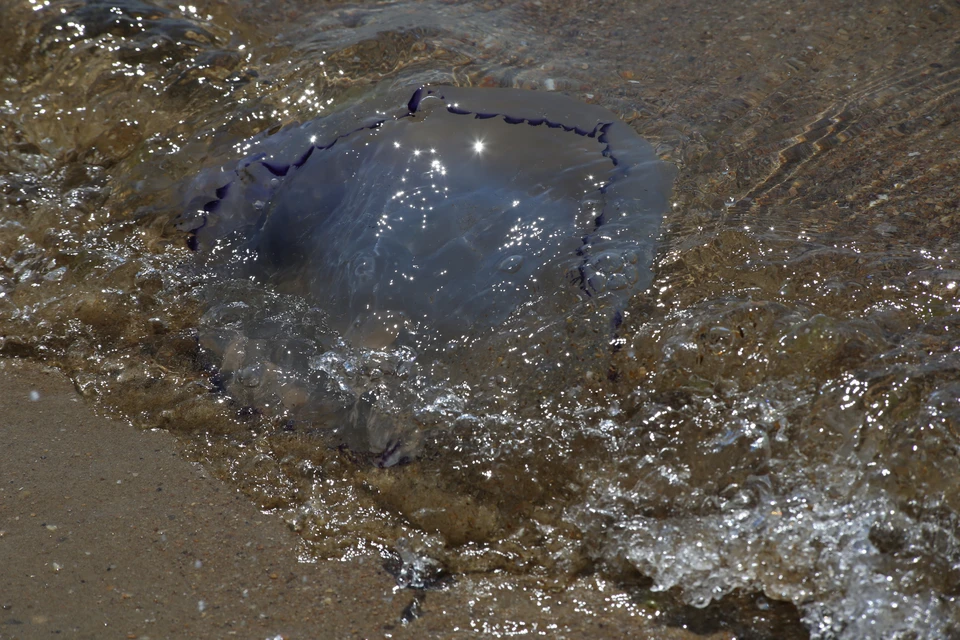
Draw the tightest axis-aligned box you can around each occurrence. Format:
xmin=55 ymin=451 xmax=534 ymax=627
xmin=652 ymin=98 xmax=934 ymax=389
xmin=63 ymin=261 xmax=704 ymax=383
xmin=1 ymin=0 xmax=959 ymax=637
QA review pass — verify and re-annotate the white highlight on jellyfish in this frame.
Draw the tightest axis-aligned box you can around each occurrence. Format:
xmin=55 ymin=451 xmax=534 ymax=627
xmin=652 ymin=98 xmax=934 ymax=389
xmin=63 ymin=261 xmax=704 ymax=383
xmin=472 ymin=139 xmax=486 ymax=155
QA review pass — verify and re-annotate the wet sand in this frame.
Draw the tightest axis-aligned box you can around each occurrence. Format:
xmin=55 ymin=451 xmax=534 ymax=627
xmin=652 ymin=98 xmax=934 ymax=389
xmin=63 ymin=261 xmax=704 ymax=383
xmin=1 ymin=358 xmax=414 ymax=638
xmin=1 ymin=358 xmax=726 ymax=639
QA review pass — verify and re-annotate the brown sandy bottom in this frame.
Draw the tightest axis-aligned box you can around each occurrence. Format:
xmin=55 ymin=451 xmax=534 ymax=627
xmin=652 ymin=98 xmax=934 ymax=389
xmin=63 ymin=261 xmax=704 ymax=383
xmin=0 ymin=358 xmax=728 ymax=640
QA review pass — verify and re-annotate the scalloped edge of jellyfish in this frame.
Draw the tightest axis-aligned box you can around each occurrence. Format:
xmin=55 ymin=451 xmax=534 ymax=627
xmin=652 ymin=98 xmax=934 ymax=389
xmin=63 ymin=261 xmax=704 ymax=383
xmin=186 ymin=85 xmax=650 ymax=314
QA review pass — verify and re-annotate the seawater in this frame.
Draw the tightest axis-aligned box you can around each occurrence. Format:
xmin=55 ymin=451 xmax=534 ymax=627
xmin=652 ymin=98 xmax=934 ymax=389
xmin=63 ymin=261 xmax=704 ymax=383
xmin=1 ymin=0 xmax=958 ymax=637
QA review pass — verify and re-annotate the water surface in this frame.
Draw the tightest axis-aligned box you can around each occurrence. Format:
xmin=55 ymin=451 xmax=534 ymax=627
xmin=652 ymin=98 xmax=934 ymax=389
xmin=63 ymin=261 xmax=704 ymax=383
xmin=1 ymin=0 xmax=958 ymax=637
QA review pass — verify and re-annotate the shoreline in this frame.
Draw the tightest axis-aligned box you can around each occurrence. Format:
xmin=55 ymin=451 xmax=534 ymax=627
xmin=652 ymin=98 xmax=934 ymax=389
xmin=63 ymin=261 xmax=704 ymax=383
xmin=0 ymin=358 xmax=727 ymax=639
xmin=0 ymin=358 xmax=416 ymax=638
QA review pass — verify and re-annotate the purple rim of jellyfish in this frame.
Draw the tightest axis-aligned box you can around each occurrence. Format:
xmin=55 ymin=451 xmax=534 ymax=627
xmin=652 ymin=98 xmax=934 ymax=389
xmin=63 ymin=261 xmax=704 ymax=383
xmin=186 ymin=85 xmax=674 ymax=345
xmin=191 ymin=86 xmax=632 ymax=311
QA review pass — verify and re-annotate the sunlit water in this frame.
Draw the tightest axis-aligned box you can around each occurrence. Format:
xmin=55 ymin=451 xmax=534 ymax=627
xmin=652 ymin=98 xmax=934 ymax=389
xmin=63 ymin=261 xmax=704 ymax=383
xmin=1 ymin=0 xmax=958 ymax=637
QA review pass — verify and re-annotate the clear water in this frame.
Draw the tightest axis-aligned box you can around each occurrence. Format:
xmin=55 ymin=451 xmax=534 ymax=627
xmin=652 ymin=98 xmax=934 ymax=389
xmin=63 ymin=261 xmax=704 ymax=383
xmin=1 ymin=0 xmax=958 ymax=637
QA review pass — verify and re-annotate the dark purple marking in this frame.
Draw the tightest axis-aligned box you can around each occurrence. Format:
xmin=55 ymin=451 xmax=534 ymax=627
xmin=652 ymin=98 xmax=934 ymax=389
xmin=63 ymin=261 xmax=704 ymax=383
xmin=293 ymin=146 xmax=315 ymax=168
xmin=406 ymin=86 xmax=424 ymax=112
xmin=262 ymin=162 xmax=289 ymax=177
